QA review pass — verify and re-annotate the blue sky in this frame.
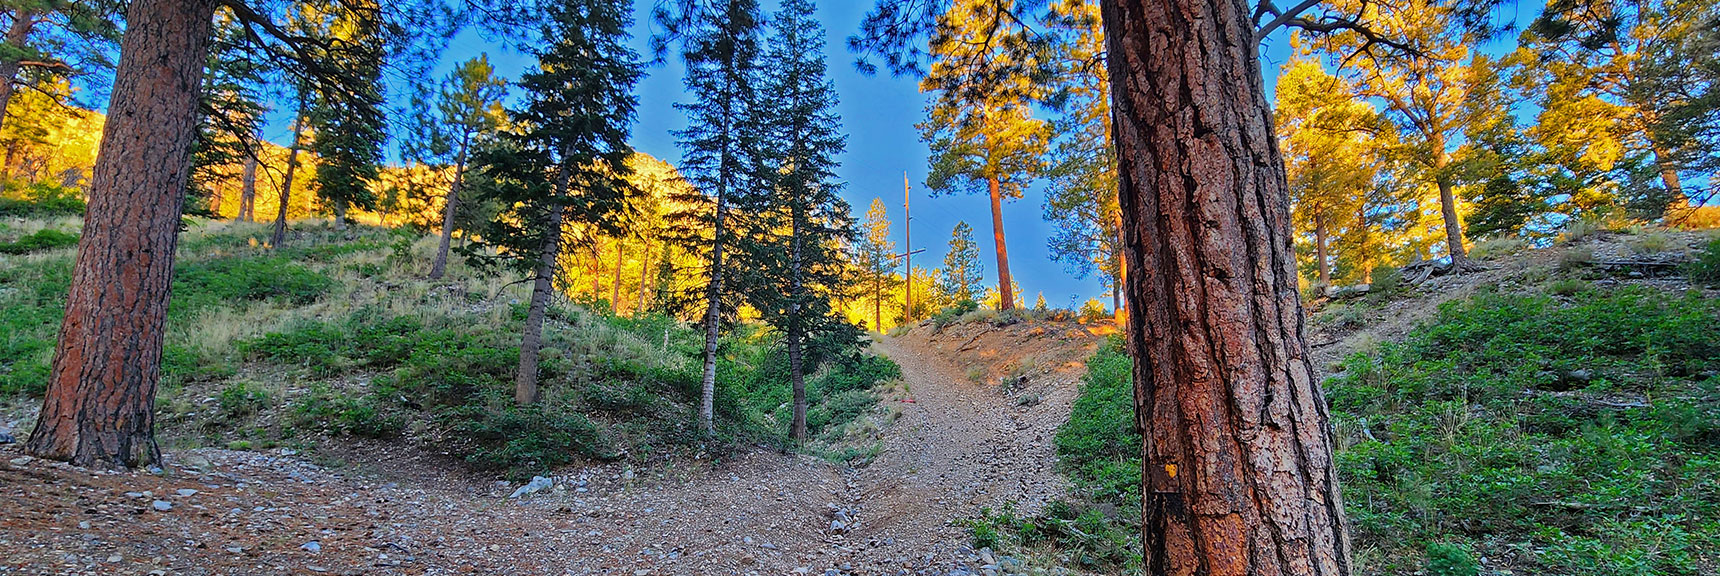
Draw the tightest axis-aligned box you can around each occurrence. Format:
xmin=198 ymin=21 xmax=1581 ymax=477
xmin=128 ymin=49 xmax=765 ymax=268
xmin=276 ymin=1 xmax=1547 ymax=309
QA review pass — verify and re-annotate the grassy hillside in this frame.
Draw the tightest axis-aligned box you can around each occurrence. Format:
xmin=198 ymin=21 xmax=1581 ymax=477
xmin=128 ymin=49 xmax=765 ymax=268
xmin=971 ymin=235 xmax=1720 ymax=576
xmin=0 ymin=216 xmax=898 ymax=479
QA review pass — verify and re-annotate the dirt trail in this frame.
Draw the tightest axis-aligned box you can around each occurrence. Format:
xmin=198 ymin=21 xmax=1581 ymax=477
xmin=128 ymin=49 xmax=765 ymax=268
xmin=0 ymin=324 xmax=1095 ymax=576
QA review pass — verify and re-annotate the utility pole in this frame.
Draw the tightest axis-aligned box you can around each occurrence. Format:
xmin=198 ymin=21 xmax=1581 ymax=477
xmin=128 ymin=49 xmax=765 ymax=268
xmin=903 ymin=172 xmax=913 ymax=323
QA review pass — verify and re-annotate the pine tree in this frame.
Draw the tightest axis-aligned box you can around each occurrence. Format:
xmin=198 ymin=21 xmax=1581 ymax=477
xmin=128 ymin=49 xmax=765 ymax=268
xmin=856 ymin=197 xmax=897 ymax=331
xmin=661 ymin=0 xmax=767 ymax=436
xmin=412 ymin=55 xmax=508 ymax=280
xmin=1041 ymin=0 xmax=1124 ymax=312
xmin=1275 ymin=56 xmax=1383 ymax=286
xmin=940 ymin=221 xmax=983 ymax=303
xmin=1313 ymin=0 xmax=1502 ymax=266
xmin=917 ymin=0 xmax=1049 ymax=311
xmin=306 ymin=7 xmax=387 ymax=231
xmin=750 ymin=0 xmax=855 ymax=443
xmin=463 ymin=0 xmax=640 ymax=406
xmin=0 ymin=1 xmax=122 ymax=131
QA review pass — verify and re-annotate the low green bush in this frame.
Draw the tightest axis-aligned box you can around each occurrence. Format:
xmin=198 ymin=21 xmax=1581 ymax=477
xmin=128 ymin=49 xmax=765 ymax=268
xmin=452 ymin=400 xmax=616 ymax=479
xmin=1686 ymin=236 xmax=1720 ymax=286
xmin=0 ymin=229 xmax=78 ymax=254
xmin=172 ymin=256 xmax=334 ymax=313
xmin=0 ymin=182 xmax=85 ymax=217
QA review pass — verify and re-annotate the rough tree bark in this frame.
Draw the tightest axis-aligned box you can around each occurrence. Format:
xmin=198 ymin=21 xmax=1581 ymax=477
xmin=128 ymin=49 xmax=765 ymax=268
xmin=1100 ymin=0 xmax=1353 ymax=574
xmin=428 ymin=134 xmax=470 ymax=280
xmin=986 ymin=176 xmax=1014 ymax=310
xmin=270 ymin=100 xmax=306 ymax=249
xmin=697 ymin=193 xmax=729 ymax=436
xmin=515 ymin=203 xmax=565 ymax=406
xmin=26 ymin=0 xmax=221 ymax=469
xmin=1429 ymin=143 xmax=1465 ymax=264
xmin=0 ymin=7 xmax=38 ymax=132
xmin=238 ymin=155 xmax=258 ymax=222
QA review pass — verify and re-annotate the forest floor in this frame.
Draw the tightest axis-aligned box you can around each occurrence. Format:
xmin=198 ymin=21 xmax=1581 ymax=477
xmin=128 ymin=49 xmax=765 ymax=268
xmin=0 ymin=320 xmax=1104 ymax=576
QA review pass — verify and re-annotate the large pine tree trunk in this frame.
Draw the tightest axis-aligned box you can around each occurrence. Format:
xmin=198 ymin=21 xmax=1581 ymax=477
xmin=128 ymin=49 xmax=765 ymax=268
xmin=0 ymin=7 xmax=37 ymax=132
xmin=26 ymin=0 xmax=220 ymax=469
xmin=428 ymin=139 xmax=469 ymax=280
xmin=1100 ymin=0 xmax=1353 ymax=574
xmin=698 ymin=193 xmax=729 ymax=436
xmin=238 ymin=155 xmax=258 ymax=222
xmin=270 ymin=101 xmax=306 ymax=249
xmin=986 ymin=176 xmax=1014 ymax=310
xmin=515 ymin=205 xmax=565 ymax=406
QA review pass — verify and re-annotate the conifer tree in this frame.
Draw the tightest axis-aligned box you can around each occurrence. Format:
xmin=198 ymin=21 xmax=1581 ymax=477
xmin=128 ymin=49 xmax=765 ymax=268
xmin=660 ymin=0 xmax=766 ymax=436
xmin=1041 ymin=0 xmax=1124 ymax=312
xmin=856 ymin=197 xmax=897 ymax=331
xmin=917 ymin=0 xmax=1049 ymax=311
xmin=464 ymin=0 xmax=640 ymax=406
xmin=413 ymin=55 xmax=508 ymax=280
xmin=750 ymin=0 xmax=854 ymax=443
xmin=940 ymin=221 xmax=983 ymax=303
xmin=307 ymin=7 xmax=387 ymax=231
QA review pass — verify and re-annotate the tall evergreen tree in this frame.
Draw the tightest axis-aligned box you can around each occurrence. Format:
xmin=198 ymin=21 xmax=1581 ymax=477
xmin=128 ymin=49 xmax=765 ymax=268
xmin=747 ymin=0 xmax=854 ymax=443
xmin=660 ymin=0 xmax=766 ymax=436
xmin=0 ymin=1 xmax=122 ymax=131
xmin=306 ymin=6 xmax=388 ymax=230
xmin=464 ymin=0 xmax=640 ymax=406
xmin=940 ymin=220 xmax=983 ymax=302
xmin=412 ymin=55 xmax=508 ymax=280
xmin=856 ymin=197 xmax=897 ymax=330
xmin=917 ymin=0 xmax=1049 ymax=311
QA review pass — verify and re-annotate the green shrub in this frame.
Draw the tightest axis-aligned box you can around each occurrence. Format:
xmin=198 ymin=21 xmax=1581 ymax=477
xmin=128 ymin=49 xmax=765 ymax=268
xmin=1055 ymin=335 xmax=1139 ymax=494
xmin=453 ymin=402 xmax=615 ymax=479
xmin=0 ymin=255 xmax=73 ymax=396
xmin=932 ymin=299 xmax=979 ymax=327
xmin=1424 ymin=543 xmax=1479 ymax=576
xmin=290 ymin=383 xmax=403 ymax=438
xmin=172 ymin=256 xmax=333 ymax=314
xmin=1686 ymin=236 xmax=1720 ymax=286
xmin=0 ymin=182 xmax=85 ymax=217
xmin=217 ymin=381 xmax=271 ymax=419
xmin=1370 ymin=266 xmax=1404 ymax=294
xmin=0 ymin=229 xmax=78 ymax=254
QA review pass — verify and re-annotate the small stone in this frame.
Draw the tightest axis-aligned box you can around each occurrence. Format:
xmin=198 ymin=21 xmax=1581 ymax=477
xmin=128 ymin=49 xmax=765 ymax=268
xmin=151 ymin=500 xmax=173 ymax=512
xmin=176 ymin=489 xmax=199 ymax=497
xmin=829 ymin=520 xmax=846 ymax=533
xmin=225 ymin=546 xmax=244 ymax=554
xmin=106 ymin=555 xmax=122 ymax=563
xmin=7 ymin=456 xmax=30 ymax=466
xmin=78 ymin=521 xmax=90 ymax=530
xmin=0 ymin=430 xmax=14 ymax=444
xmin=301 ymin=541 xmax=322 ymax=553
xmin=509 ymin=476 xmax=553 ymax=499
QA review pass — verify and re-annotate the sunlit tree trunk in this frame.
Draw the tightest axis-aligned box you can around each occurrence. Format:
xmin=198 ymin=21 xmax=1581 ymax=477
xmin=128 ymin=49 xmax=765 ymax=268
xmin=26 ymin=0 xmax=221 ymax=469
xmin=238 ymin=155 xmax=258 ymax=222
xmin=270 ymin=99 xmax=306 ymax=249
xmin=1430 ymin=143 xmax=1465 ymax=264
xmin=636 ymin=243 xmax=654 ymax=315
xmin=611 ymin=241 xmax=624 ymax=311
xmin=1101 ymin=0 xmax=1353 ymax=574
xmin=1314 ymin=212 xmax=1330 ymax=285
xmin=986 ymin=176 xmax=1014 ymax=311
xmin=429 ymin=133 xmax=471 ymax=280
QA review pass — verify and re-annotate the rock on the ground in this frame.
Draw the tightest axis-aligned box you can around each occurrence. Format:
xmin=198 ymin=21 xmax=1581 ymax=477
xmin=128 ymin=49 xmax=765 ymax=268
xmin=509 ymin=476 xmax=554 ymax=499
xmin=0 ymin=430 xmax=14 ymax=444
xmin=151 ymin=500 xmax=173 ymax=512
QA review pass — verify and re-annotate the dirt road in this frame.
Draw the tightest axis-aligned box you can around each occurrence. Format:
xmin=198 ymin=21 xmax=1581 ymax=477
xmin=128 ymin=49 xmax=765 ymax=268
xmin=0 ymin=329 xmax=1089 ymax=576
